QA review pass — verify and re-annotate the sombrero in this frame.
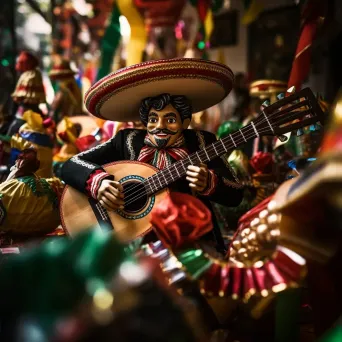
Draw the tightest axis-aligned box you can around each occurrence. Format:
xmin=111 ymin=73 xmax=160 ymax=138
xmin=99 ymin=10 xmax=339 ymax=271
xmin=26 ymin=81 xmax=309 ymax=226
xmin=249 ymin=79 xmax=287 ymax=100
xmin=85 ymin=58 xmax=234 ymax=121
xmin=49 ymin=60 xmax=78 ymax=80
xmin=56 ymin=115 xmax=99 ymax=137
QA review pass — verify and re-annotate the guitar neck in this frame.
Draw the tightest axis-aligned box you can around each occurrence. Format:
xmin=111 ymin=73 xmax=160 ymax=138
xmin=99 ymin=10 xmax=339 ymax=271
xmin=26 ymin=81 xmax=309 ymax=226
xmin=144 ymin=123 xmax=259 ymax=195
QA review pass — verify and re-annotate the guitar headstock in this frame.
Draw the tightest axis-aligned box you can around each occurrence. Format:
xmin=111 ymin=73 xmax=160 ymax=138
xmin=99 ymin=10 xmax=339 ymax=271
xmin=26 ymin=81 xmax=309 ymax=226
xmin=253 ymin=88 xmax=325 ymax=137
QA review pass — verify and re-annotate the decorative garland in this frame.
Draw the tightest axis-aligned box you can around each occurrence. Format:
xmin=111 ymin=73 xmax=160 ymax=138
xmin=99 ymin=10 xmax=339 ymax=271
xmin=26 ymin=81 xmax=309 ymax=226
xmin=96 ymin=4 xmax=121 ymax=81
xmin=141 ymin=240 xmax=307 ymax=302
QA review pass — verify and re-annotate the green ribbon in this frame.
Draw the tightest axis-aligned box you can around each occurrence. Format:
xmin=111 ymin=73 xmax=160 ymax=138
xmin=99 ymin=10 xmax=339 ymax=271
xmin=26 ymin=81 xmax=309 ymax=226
xmin=96 ymin=4 xmax=122 ymax=81
xmin=275 ymin=289 xmax=301 ymax=342
xmin=177 ymin=248 xmax=212 ymax=279
xmin=0 ymin=134 xmax=11 ymax=143
xmin=319 ymin=324 xmax=342 ymax=342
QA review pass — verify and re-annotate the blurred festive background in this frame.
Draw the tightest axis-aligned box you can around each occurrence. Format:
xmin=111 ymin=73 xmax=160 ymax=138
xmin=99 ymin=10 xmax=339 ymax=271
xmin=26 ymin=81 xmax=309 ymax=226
xmin=1 ymin=0 xmax=340 ymax=131
xmin=0 ymin=1 xmax=341 ymax=341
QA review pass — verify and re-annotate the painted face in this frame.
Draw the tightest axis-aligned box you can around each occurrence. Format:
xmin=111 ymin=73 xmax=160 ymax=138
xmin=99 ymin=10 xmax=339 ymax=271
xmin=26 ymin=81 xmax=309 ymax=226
xmin=147 ymin=104 xmax=184 ymax=148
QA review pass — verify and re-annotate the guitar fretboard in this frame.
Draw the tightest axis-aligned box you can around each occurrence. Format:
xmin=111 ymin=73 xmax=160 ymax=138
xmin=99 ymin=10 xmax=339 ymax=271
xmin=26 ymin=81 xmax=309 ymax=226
xmin=143 ymin=122 xmax=259 ymax=195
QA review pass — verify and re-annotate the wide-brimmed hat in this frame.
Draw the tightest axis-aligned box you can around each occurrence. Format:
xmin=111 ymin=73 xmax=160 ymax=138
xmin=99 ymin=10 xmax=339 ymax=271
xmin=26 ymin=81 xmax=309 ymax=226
xmin=249 ymin=79 xmax=287 ymax=99
xmin=56 ymin=115 xmax=98 ymax=137
xmin=49 ymin=60 xmax=78 ymax=80
xmin=11 ymin=69 xmax=46 ymax=105
xmin=84 ymin=58 xmax=234 ymax=121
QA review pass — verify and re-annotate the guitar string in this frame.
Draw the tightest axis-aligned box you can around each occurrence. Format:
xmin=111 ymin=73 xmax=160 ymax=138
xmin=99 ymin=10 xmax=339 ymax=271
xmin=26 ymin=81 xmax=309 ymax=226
xmin=122 ymin=111 xmax=314 ymax=208
xmin=121 ymin=106 xmax=312 ymax=203
xmin=122 ymin=126 xmax=273 ymax=207
xmin=121 ymin=125 xmax=256 ymax=200
xmin=121 ymin=108 xmax=314 ymax=207
xmin=121 ymin=102 xmax=311 ymax=200
xmin=121 ymin=113 xmax=273 ymax=199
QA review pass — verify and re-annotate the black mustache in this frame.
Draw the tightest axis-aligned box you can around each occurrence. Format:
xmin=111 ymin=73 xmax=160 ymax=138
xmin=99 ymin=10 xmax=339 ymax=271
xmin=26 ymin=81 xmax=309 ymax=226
xmin=148 ymin=129 xmax=178 ymax=135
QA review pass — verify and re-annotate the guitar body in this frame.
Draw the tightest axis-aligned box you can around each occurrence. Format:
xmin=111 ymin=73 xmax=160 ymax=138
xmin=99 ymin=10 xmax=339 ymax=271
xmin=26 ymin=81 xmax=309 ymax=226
xmin=60 ymin=161 xmax=168 ymax=242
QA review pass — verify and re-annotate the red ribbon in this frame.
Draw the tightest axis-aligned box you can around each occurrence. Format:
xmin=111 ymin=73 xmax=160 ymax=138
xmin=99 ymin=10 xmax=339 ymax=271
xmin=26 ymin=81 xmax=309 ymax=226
xmin=197 ymin=0 xmax=211 ymax=22
xmin=287 ymin=1 xmax=327 ymax=90
xmin=150 ymin=192 xmax=212 ymax=249
xmin=250 ymin=152 xmax=273 ymax=174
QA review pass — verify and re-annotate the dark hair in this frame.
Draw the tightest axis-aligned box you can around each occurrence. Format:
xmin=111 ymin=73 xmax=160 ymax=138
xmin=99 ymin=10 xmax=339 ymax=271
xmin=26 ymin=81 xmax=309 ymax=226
xmin=139 ymin=93 xmax=192 ymax=126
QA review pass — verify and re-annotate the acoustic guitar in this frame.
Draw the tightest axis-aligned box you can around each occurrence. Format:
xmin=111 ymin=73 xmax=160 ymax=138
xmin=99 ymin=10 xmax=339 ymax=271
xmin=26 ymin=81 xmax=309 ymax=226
xmin=60 ymin=88 xmax=325 ymax=242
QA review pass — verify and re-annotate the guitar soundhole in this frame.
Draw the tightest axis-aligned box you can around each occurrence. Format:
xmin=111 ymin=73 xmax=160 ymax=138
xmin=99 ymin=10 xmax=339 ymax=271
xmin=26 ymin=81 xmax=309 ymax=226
xmin=123 ymin=181 xmax=148 ymax=213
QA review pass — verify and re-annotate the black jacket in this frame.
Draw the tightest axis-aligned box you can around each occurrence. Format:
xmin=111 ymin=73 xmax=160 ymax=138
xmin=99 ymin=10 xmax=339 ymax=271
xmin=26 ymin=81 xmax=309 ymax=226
xmin=61 ymin=129 xmax=244 ymax=251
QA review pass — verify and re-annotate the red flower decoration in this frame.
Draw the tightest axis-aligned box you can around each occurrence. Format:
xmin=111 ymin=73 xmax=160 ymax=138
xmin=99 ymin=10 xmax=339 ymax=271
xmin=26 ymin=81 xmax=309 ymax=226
xmin=150 ymin=192 xmax=212 ymax=249
xmin=250 ymin=152 xmax=273 ymax=174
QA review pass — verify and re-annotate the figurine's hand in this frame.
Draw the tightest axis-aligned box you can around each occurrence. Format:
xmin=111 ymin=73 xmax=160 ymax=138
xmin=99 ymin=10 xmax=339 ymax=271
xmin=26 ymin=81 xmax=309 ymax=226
xmin=97 ymin=179 xmax=124 ymax=211
xmin=186 ymin=163 xmax=209 ymax=193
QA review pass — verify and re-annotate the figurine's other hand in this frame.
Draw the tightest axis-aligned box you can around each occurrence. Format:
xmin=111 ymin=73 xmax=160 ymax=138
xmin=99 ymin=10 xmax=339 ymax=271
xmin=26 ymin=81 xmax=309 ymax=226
xmin=186 ymin=163 xmax=209 ymax=193
xmin=97 ymin=179 xmax=124 ymax=211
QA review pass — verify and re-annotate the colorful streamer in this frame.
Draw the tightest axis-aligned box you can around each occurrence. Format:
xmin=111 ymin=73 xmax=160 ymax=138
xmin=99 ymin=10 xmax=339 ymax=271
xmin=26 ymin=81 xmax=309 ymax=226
xmin=96 ymin=4 xmax=121 ymax=81
xmin=242 ymin=0 xmax=264 ymax=25
xmin=117 ymin=0 xmax=147 ymax=67
xmin=287 ymin=1 xmax=327 ymax=90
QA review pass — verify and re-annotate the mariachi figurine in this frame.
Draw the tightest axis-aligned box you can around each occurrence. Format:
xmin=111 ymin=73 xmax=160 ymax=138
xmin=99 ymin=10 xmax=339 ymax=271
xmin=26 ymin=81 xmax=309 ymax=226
xmin=60 ymin=58 xmax=243 ymax=253
xmin=11 ymin=111 xmax=53 ymax=178
xmin=8 ymin=52 xmax=46 ymax=136
xmin=49 ymin=59 xmax=83 ymax=123
xmin=0 ymin=148 xmax=64 ymax=243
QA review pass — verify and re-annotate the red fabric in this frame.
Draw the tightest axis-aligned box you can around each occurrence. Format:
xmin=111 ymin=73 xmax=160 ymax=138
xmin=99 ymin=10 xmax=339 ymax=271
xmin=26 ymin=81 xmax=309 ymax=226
xmin=86 ymin=170 xmax=112 ymax=199
xmin=138 ymin=145 xmax=189 ymax=170
xmin=57 ymin=131 xmax=69 ymax=143
xmin=200 ymin=169 xmax=218 ymax=196
xmin=320 ymin=128 xmax=342 ymax=154
xmin=197 ymin=0 xmax=211 ymax=22
xmin=150 ymin=192 xmax=212 ymax=249
xmin=287 ymin=1 xmax=327 ymax=90
xmin=137 ymin=135 xmax=189 ymax=170
xmin=250 ymin=152 xmax=273 ymax=174
xmin=15 ymin=51 xmax=39 ymax=72
xmin=43 ymin=117 xmax=55 ymax=129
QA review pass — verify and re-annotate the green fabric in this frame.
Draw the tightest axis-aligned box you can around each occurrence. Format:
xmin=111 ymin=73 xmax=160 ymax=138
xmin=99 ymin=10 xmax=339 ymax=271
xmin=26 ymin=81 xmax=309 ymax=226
xmin=177 ymin=248 xmax=212 ymax=279
xmin=319 ymin=324 xmax=342 ymax=342
xmin=17 ymin=176 xmax=58 ymax=208
xmin=275 ymin=289 xmax=301 ymax=342
xmin=0 ymin=134 xmax=11 ymax=143
xmin=52 ymin=161 xmax=64 ymax=178
xmin=0 ymin=229 xmax=127 ymax=334
xmin=217 ymin=121 xmax=242 ymax=139
xmin=125 ymin=237 xmax=143 ymax=254
xmin=96 ymin=4 xmax=121 ymax=81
